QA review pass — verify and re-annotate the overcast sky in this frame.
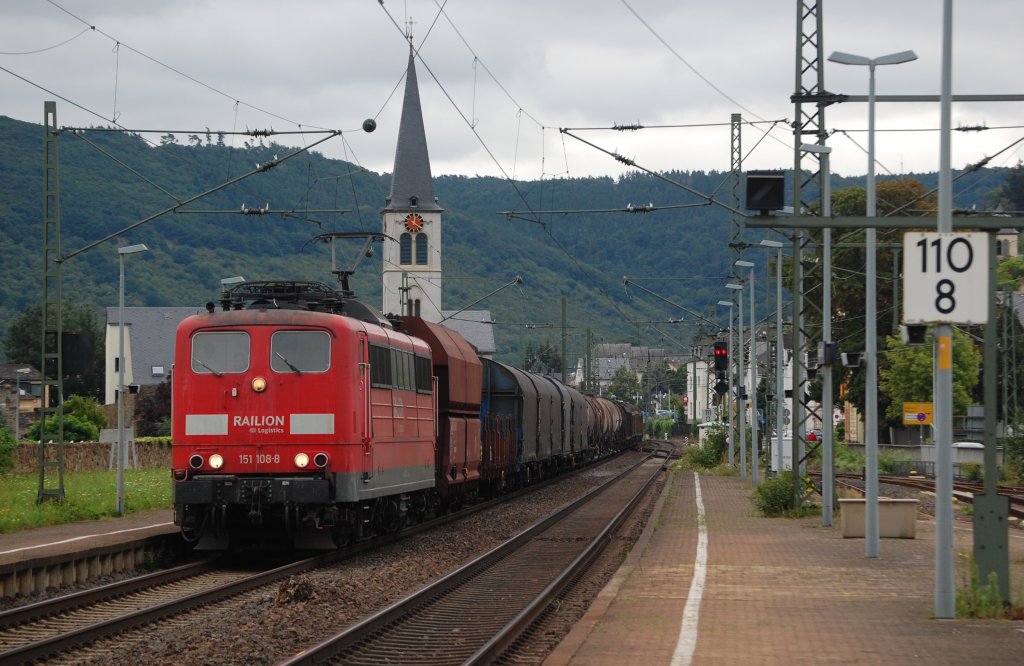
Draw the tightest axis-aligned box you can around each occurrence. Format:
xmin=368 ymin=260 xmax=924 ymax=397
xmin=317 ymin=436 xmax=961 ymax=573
xmin=3 ymin=0 xmax=1023 ymax=181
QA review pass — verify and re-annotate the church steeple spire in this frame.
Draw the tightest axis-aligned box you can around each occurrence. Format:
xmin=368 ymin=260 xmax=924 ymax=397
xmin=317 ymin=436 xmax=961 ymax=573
xmin=381 ymin=45 xmax=443 ymax=322
xmin=384 ymin=46 xmax=440 ymax=212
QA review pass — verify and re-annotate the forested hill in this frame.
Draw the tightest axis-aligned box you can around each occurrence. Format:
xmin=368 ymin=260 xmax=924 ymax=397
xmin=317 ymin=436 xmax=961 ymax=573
xmin=0 ymin=115 xmax=1010 ymax=365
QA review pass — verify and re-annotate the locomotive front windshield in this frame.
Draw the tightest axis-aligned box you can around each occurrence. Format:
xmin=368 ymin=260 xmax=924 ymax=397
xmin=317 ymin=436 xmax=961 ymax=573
xmin=192 ymin=331 xmax=250 ymax=374
xmin=271 ymin=330 xmax=330 ymax=373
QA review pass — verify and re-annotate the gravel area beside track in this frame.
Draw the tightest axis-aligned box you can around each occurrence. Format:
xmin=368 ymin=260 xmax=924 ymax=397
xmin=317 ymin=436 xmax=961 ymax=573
xmin=53 ymin=452 xmax=656 ymax=665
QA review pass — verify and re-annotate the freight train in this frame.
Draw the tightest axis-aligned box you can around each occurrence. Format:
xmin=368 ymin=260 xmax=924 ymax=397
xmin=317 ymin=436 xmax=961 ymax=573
xmin=171 ymin=279 xmax=642 ymax=549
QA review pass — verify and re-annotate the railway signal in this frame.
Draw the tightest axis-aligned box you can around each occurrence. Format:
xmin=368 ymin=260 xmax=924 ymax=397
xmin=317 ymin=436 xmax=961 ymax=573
xmin=713 ymin=341 xmax=728 ymax=373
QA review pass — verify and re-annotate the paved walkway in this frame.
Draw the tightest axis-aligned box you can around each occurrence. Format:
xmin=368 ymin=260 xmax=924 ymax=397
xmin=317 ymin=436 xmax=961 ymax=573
xmin=547 ymin=470 xmax=1024 ymax=665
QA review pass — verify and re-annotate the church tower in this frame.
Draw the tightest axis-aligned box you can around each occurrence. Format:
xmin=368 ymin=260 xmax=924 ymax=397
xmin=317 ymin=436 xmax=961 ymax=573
xmin=381 ymin=46 xmax=443 ymax=322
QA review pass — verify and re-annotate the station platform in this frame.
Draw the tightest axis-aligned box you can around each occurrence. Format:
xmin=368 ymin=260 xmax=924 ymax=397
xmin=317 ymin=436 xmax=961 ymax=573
xmin=0 ymin=509 xmax=176 ymax=567
xmin=546 ymin=470 xmax=1024 ymax=665
xmin=0 ymin=509 xmax=177 ymax=600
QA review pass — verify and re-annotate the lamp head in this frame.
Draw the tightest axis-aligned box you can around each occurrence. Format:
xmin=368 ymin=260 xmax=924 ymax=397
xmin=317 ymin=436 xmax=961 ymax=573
xmin=759 ymin=240 xmax=784 ymax=249
xmin=118 ymin=243 xmax=149 ymax=255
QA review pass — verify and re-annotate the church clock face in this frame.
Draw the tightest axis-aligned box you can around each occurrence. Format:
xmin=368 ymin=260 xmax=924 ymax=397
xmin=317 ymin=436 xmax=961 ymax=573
xmin=404 ymin=213 xmax=424 ymax=233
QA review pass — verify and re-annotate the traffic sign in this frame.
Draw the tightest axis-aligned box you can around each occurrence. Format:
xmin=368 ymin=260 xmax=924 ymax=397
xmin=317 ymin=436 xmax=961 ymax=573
xmin=903 ymin=232 xmax=988 ymax=324
xmin=902 ymin=401 xmax=933 ymax=426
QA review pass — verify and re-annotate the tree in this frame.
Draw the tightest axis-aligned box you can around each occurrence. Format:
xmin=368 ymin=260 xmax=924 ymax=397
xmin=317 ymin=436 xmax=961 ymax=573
xmin=3 ymin=301 xmax=105 ymax=399
xmin=821 ymin=178 xmax=938 ymax=415
xmin=996 ymin=256 xmax=1024 ymax=292
xmin=135 ymin=378 xmax=172 ymax=437
xmin=606 ymin=366 xmax=641 ymax=404
xmin=879 ymin=328 xmax=980 ymax=425
xmin=997 ymin=160 xmax=1024 ymax=211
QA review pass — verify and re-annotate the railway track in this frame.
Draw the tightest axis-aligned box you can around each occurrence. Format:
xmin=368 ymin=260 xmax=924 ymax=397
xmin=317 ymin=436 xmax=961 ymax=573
xmin=0 ymin=452 xmax=648 ymax=664
xmin=828 ymin=471 xmax=1024 ymax=519
xmin=279 ymin=450 xmax=668 ymax=665
xmin=0 ymin=554 xmax=337 ymax=664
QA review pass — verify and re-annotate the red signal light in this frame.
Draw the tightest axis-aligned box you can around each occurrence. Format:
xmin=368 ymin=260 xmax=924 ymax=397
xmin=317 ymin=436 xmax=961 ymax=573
xmin=713 ymin=341 xmax=728 ymax=371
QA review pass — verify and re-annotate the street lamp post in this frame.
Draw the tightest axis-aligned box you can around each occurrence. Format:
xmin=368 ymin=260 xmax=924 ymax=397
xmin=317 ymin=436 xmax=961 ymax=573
xmin=759 ymin=240 xmax=785 ymax=476
xmin=726 ymin=281 xmax=745 ymax=479
xmin=14 ymin=367 xmax=30 ymax=441
xmin=829 ymin=48 xmax=917 ymax=558
xmin=117 ymin=243 xmax=149 ymax=517
xmin=736 ymin=260 xmax=757 ymax=485
xmin=717 ymin=300 xmax=735 ymax=467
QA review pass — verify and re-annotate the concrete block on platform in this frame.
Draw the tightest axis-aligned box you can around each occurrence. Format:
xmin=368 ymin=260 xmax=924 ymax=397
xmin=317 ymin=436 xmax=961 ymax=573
xmin=839 ymin=498 xmax=919 ymax=538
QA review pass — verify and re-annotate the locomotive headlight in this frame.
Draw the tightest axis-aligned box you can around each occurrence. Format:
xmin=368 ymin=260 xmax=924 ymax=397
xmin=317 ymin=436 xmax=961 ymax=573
xmin=209 ymin=454 xmax=224 ymax=470
xmin=313 ymin=453 xmax=329 ymax=468
xmin=294 ymin=452 xmax=310 ymax=469
xmin=188 ymin=454 xmax=204 ymax=470
xmin=252 ymin=376 xmax=267 ymax=392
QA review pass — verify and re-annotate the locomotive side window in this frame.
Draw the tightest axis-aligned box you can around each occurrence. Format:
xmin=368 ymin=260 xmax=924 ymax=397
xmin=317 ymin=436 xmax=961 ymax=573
xmin=192 ymin=331 xmax=250 ymax=374
xmin=271 ymin=331 xmax=330 ymax=373
xmin=369 ymin=344 xmax=392 ymax=387
xmin=415 ymin=355 xmax=432 ymax=393
xmin=391 ymin=348 xmax=413 ymax=390
xmin=368 ymin=344 xmax=430 ymax=392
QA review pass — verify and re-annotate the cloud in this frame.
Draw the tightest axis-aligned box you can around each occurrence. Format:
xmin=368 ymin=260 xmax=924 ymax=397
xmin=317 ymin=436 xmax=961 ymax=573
xmin=2 ymin=0 xmax=1022 ymax=180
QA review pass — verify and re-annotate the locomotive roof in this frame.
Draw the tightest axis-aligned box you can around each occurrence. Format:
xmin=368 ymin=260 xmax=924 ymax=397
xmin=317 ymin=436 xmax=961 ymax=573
xmin=218 ymin=280 xmax=392 ymax=329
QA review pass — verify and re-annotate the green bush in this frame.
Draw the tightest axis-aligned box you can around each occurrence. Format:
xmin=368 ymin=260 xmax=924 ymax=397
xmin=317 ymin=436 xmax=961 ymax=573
xmin=0 ymin=427 xmax=16 ymax=473
xmin=879 ymin=447 xmax=913 ymax=474
xmin=752 ymin=470 xmax=795 ymax=516
xmin=645 ymin=417 xmax=674 ymax=438
xmin=960 ymin=462 xmax=982 ymax=482
xmin=26 ymin=413 xmax=100 ymax=442
xmin=685 ymin=425 xmax=727 ymax=469
xmin=63 ymin=395 xmax=107 ymax=429
xmin=834 ymin=441 xmax=864 ymax=473
xmin=1000 ymin=432 xmax=1024 ymax=480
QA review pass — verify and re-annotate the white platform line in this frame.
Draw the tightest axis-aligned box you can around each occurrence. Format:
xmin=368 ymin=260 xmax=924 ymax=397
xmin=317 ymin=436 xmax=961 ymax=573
xmin=0 ymin=522 xmax=175 ymax=556
xmin=671 ymin=472 xmax=707 ymax=666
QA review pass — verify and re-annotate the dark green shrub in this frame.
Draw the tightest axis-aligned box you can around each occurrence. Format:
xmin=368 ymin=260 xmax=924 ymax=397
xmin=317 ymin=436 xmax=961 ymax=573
xmin=959 ymin=462 xmax=982 ymax=482
xmin=26 ymin=413 xmax=100 ymax=442
xmin=879 ymin=448 xmax=913 ymax=474
xmin=752 ymin=470 xmax=795 ymax=516
xmin=0 ymin=427 xmax=16 ymax=473
xmin=686 ymin=425 xmax=727 ymax=469
xmin=1000 ymin=432 xmax=1024 ymax=480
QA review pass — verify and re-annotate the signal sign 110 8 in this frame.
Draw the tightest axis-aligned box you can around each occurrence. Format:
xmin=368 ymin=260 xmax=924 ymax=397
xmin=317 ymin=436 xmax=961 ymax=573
xmin=902 ymin=231 xmax=987 ymax=324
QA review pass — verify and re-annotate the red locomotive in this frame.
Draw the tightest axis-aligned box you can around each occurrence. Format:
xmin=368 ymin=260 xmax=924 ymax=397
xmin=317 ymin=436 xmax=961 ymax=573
xmin=172 ymin=277 xmax=642 ymax=549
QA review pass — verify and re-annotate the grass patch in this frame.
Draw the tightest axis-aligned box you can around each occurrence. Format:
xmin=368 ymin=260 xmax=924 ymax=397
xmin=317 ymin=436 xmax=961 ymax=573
xmin=0 ymin=468 xmax=172 ymax=533
xmin=956 ymin=561 xmax=1024 ymax=619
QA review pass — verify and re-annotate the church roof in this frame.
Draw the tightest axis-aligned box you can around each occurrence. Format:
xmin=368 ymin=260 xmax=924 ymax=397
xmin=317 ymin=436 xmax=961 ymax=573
xmin=383 ymin=47 xmax=442 ymax=213
xmin=440 ymin=310 xmax=496 ymax=356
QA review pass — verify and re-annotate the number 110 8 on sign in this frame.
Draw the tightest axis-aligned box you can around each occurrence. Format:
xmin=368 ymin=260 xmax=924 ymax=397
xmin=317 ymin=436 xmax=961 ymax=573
xmin=903 ymin=231 xmax=988 ymax=324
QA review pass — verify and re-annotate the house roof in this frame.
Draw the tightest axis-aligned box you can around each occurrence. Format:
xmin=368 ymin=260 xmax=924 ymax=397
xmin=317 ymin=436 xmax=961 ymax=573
xmin=383 ymin=47 xmax=441 ymax=214
xmin=0 ymin=364 xmax=40 ymax=382
xmin=439 ymin=310 xmax=495 ymax=356
xmin=106 ymin=307 xmax=202 ymax=384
